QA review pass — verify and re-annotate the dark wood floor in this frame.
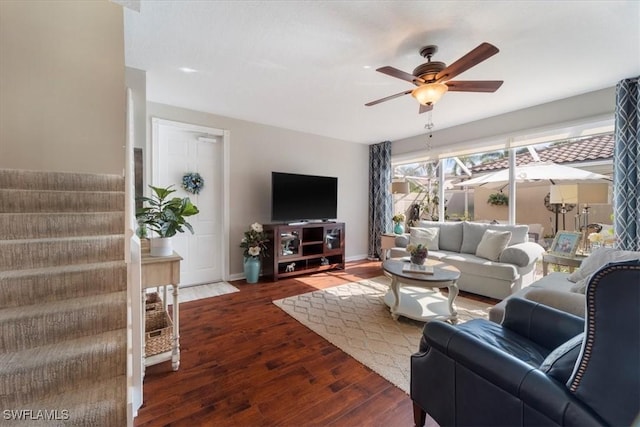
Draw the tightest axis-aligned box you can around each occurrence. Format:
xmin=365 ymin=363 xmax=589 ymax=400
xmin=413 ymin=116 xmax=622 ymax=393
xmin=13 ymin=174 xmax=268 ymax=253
xmin=136 ymin=260 xmax=478 ymax=427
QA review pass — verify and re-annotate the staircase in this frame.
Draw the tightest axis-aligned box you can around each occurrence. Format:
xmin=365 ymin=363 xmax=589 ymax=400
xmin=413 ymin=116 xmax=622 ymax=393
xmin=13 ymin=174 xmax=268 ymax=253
xmin=0 ymin=169 xmax=128 ymax=426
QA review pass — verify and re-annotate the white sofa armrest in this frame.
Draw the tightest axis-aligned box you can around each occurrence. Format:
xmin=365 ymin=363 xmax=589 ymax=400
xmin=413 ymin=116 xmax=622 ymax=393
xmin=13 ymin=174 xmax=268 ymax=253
xmin=499 ymin=242 xmax=545 ymax=267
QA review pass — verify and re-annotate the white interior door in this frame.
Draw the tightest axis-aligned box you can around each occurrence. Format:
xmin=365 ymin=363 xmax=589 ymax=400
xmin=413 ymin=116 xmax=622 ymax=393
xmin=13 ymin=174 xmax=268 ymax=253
xmin=155 ymin=124 xmax=224 ymax=286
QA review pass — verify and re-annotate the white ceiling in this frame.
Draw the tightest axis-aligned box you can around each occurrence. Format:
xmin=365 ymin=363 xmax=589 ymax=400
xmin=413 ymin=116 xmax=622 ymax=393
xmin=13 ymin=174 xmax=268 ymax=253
xmin=124 ymin=1 xmax=640 ymax=145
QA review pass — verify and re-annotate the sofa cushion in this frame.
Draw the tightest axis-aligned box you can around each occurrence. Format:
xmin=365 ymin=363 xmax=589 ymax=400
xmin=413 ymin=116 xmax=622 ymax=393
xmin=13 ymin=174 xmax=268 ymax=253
xmin=568 ymin=247 xmax=640 ymax=293
xmin=441 ymin=252 xmax=519 ymax=281
xmin=461 ymin=222 xmax=529 ymax=254
xmin=476 ymin=229 xmax=512 ymax=261
xmin=461 ymin=222 xmax=490 ymax=254
xmin=568 ymin=247 xmax=640 ymax=282
xmin=499 ymin=242 xmax=546 ymax=267
xmin=409 ymin=227 xmax=439 ymax=250
xmin=415 ymin=220 xmax=463 ymax=252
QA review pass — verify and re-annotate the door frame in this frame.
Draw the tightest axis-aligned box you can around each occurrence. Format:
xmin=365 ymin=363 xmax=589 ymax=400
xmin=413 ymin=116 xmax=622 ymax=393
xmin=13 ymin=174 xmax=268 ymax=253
xmin=150 ymin=117 xmax=230 ymax=281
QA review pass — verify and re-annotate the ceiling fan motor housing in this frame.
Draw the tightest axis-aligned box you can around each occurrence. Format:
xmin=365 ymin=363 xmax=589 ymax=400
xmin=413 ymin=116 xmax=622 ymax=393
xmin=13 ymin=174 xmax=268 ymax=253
xmin=413 ymin=61 xmax=446 ymax=83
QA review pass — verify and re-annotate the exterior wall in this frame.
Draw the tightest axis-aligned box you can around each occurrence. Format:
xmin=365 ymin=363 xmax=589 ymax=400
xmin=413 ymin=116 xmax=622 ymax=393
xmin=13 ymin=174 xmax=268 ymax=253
xmin=0 ymin=0 xmax=125 ymax=174
xmin=146 ymin=102 xmax=370 ymax=277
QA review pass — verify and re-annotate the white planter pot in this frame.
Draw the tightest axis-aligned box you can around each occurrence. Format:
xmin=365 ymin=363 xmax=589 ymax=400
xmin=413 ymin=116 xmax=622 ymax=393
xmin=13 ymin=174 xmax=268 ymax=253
xmin=150 ymin=237 xmax=173 ymax=257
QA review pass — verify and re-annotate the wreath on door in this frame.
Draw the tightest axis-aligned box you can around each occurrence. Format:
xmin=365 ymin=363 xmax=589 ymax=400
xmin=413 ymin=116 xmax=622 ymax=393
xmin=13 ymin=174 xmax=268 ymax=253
xmin=182 ymin=172 xmax=204 ymax=194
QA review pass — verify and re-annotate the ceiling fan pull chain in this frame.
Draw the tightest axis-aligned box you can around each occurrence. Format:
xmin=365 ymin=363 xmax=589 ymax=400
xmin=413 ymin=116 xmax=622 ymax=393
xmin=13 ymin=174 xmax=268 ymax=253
xmin=425 ymin=111 xmax=435 ymax=139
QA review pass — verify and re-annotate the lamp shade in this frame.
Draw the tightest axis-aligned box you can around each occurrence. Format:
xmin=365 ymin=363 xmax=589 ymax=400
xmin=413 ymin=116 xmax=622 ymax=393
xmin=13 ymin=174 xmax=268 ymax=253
xmin=550 ymin=183 xmax=610 ymax=204
xmin=577 ymin=183 xmax=609 ymax=204
xmin=391 ymin=181 xmax=410 ymax=194
xmin=411 ymin=83 xmax=448 ymax=105
xmin=550 ymin=184 xmax=578 ymax=204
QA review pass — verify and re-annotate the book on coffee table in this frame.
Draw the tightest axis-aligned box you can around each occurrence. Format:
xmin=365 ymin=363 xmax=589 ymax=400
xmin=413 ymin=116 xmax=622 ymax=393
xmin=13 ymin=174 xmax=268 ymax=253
xmin=402 ymin=263 xmax=434 ymax=275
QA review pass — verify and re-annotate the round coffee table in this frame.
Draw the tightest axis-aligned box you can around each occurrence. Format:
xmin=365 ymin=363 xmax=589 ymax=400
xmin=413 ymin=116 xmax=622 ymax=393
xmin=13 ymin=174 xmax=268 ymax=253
xmin=382 ymin=259 xmax=461 ymax=322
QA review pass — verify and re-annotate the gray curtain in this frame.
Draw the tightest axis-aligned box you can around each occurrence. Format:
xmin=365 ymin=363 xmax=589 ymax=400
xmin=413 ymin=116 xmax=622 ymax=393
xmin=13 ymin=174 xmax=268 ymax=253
xmin=613 ymin=76 xmax=640 ymax=251
xmin=368 ymin=141 xmax=393 ymax=259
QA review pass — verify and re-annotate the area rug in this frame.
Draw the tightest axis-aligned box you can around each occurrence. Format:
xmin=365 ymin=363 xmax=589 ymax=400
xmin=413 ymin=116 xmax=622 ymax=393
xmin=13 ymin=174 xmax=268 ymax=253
xmin=273 ymin=276 xmax=492 ymax=394
xmin=168 ymin=281 xmax=239 ymax=304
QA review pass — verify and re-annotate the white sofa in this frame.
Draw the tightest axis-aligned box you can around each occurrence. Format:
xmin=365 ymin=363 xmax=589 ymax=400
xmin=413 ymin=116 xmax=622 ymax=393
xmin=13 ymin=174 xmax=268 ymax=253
xmin=489 ymin=247 xmax=640 ymax=323
xmin=390 ymin=221 xmax=546 ymax=300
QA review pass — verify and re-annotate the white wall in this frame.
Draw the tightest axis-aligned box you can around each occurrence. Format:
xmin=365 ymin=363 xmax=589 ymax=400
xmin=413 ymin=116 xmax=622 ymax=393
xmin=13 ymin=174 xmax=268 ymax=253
xmin=146 ymin=102 xmax=370 ymax=277
xmin=0 ymin=0 xmax=125 ymax=174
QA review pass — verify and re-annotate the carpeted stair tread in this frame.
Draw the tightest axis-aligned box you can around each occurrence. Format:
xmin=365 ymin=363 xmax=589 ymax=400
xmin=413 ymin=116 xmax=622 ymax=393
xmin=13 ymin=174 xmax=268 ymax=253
xmin=0 ymin=261 xmax=126 ymax=309
xmin=0 ymin=212 xmax=124 ymax=240
xmin=0 ymin=329 xmax=127 ymax=407
xmin=0 ymin=189 xmax=124 ymax=213
xmin=0 ymin=235 xmax=124 ymax=271
xmin=0 ymin=291 xmax=127 ymax=352
xmin=0 ymin=169 xmax=124 ymax=192
xmin=4 ymin=375 xmax=127 ymax=427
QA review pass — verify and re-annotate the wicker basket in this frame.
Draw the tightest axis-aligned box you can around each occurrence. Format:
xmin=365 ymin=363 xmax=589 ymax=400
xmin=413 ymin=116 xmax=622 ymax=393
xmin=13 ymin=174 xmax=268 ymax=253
xmin=145 ymin=308 xmax=173 ymax=356
xmin=145 ymin=292 xmax=163 ymax=313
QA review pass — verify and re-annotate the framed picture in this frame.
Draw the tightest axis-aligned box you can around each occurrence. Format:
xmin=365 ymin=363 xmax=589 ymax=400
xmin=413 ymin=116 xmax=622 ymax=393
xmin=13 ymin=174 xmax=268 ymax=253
xmin=549 ymin=231 xmax=582 ymax=256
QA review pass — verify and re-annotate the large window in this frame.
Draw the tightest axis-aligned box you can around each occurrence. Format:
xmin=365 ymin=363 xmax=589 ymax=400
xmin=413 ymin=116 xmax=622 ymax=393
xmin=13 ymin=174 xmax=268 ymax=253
xmin=393 ymin=133 xmax=614 ymax=245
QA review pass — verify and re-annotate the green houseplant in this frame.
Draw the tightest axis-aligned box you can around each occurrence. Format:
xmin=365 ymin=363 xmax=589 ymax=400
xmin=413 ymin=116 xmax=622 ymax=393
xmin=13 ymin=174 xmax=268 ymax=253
xmin=487 ymin=192 xmax=509 ymax=206
xmin=136 ymin=185 xmax=199 ymax=256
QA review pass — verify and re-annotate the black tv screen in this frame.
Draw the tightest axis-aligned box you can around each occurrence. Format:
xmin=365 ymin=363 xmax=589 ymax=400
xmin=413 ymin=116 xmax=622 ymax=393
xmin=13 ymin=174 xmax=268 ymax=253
xmin=271 ymin=172 xmax=338 ymax=222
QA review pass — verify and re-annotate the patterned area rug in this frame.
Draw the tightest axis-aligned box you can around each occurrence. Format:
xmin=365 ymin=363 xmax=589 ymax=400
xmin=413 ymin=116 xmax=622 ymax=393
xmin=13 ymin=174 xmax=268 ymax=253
xmin=273 ymin=276 xmax=492 ymax=394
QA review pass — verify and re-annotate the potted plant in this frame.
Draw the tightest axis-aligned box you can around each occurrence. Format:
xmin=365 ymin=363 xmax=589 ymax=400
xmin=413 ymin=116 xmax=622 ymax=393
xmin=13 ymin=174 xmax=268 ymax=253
xmin=392 ymin=213 xmax=406 ymax=234
xmin=239 ymin=223 xmax=269 ymax=284
xmin=406 ymin=243 xmax=428 ymax=265
xmin=487 ymin=192 xmax=509 ymax=206
xmin=136 ymin=185 xmax=199 ymax=256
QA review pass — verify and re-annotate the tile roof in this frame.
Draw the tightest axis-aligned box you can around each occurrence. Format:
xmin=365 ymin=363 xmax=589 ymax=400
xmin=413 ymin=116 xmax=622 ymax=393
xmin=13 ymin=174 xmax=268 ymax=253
xmin=470 ymin=133 xmax=614 ymax=173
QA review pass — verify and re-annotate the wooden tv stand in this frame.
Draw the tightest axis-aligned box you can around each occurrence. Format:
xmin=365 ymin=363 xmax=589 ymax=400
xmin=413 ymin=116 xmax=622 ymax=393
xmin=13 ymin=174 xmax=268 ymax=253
xmin=263 ymin=222 xmax=345 ymax=280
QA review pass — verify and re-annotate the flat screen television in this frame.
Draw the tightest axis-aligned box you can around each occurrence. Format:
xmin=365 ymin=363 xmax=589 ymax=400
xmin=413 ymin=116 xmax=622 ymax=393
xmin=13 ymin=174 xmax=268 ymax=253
xmin=271 ymin=172 xmax=338 ymax=222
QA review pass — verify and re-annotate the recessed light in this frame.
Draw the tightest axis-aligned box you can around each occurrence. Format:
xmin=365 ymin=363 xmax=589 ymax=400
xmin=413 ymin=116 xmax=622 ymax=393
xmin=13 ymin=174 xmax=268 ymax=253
xmin=179 ymin=67 xmax=198 ymax=73
xmin=363 ymin=65 xmax=372 ymax=69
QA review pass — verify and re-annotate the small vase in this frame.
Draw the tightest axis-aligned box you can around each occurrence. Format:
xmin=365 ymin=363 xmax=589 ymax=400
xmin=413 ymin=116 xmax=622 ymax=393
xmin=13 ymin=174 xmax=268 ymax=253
xmin=394 ymin=223 xmax=404 ymax=234
xmin=410 ymin=255 xmax=426 ymax=265
xmin=244 ymin=257 xmax=261 ymax=284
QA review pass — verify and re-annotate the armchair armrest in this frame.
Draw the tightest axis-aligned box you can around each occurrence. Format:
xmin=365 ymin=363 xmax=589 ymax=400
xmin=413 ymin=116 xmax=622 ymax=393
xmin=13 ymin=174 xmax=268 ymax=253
xmin=421 ymin=321 xmax=538 ymax=395
xmin=502 ymin=298 xmax=584 ymax=350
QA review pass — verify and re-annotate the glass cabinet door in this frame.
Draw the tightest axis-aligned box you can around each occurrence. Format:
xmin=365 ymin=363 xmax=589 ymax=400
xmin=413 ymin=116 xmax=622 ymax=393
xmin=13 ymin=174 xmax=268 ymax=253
xmin=325 ymin=227 xmax=342 ymax=251
xmin=280 ymin=230 xmax=300 ymax=257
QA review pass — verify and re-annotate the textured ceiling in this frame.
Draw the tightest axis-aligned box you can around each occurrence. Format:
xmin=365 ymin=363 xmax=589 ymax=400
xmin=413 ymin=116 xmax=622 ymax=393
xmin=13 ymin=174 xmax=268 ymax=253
xmin=124 ymin=1 xmax=640 ymax=144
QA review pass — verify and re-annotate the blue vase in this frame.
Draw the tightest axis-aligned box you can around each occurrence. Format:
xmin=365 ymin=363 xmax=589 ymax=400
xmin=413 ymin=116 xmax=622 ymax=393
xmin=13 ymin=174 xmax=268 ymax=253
xmin=244 ymin=257 xmax=261 ymax=284
xmin=394 ymin=223 xmax=404 ymax=234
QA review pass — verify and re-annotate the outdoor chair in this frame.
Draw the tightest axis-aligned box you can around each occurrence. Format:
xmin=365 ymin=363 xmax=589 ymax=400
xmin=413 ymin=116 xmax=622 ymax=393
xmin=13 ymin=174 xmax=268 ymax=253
xmin=410 ymin=259 xmax=640 ymax=426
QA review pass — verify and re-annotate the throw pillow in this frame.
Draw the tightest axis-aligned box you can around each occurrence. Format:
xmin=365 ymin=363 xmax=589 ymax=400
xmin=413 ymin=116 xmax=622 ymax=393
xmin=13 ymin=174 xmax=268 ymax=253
xmin=461 ymin=222 xmax=489 ymax=254
xmin=476 ymin=229 xmax=512 ymax=262
xmin=409 ymin=227 xmax=439 ymax=251
xmin=569 ymin=248 xmax=640 ymax=294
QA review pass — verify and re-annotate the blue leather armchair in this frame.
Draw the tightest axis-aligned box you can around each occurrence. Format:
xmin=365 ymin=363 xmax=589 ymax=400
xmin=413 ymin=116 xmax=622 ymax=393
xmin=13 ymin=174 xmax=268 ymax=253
xmin=411 ymin=260 xmax=640 ymax=426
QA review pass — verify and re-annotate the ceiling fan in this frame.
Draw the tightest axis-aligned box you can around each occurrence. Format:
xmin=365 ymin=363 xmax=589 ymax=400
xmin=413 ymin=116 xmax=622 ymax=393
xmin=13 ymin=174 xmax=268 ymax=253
xmin=365 ymin=42 xmax=503 ymax=114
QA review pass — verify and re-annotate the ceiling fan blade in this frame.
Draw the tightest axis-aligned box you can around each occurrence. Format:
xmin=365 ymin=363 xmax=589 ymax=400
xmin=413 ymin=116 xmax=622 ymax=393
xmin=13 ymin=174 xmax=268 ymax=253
xmin=377 ymin=66 xmax=424 ymax=84
xmin=419 ymin=103 xmax=433 ymax=114
xmin=445 ymin=80 xmax=504 ymax=92
xmin=365 ymin=89 xmax=413 ymax=106
xmin=435 ymin=42 xmax=499 ymax=83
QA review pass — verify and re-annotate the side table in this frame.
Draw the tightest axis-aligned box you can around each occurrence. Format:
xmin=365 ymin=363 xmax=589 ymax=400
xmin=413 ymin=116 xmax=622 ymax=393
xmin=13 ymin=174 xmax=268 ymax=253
xmin=542 ymin=253 xmax=586 ymax=276
xmin=380 ymin=233 xmax=398 ymax=261
xmin=141 ymin=251 xmax=182 ymax=371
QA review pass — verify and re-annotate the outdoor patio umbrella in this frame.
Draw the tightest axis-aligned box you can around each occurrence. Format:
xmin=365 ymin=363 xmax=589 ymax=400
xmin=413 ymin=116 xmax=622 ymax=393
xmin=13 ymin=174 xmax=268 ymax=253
xmin=454 ymin=162 xmax=610 ymax=233
xmin=453 ymin=162 xmax=609 ymax=188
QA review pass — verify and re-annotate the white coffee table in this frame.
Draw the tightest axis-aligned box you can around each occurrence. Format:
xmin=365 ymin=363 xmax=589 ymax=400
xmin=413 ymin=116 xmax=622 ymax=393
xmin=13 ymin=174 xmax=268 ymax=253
xmin=382 ymin=259 xmax=461 ymax=322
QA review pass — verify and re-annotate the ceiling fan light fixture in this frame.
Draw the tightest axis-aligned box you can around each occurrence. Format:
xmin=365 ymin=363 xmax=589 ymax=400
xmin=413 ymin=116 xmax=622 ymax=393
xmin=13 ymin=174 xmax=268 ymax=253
xmin=411 ymin=82 xmax=448 ymax=105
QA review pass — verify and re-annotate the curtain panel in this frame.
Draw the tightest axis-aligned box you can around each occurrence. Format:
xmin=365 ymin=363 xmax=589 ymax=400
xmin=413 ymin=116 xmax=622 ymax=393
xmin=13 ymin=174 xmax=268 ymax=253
xmin=613 ymin=76 xmax=640 ymax=251
xmin=368 ymin=141 xmax=393 ymax=259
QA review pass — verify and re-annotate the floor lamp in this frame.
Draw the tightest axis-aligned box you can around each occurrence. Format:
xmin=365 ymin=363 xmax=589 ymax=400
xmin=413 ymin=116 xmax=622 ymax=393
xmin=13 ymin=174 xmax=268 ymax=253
xmin=550 ymin=184 xmax=578 ymax=232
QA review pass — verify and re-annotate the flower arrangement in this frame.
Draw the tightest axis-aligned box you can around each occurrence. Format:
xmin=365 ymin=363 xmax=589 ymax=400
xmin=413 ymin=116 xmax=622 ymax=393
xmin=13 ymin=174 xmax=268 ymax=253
xmin=392 ymin=213 xmax=405 ymax=224
xmin=407 ymin=243 xmax=428 ymax=258
xmin=240 ymin=222 xmax=269 ymax=259
xmin=182 ymin=172 xmax=204 ymax=194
